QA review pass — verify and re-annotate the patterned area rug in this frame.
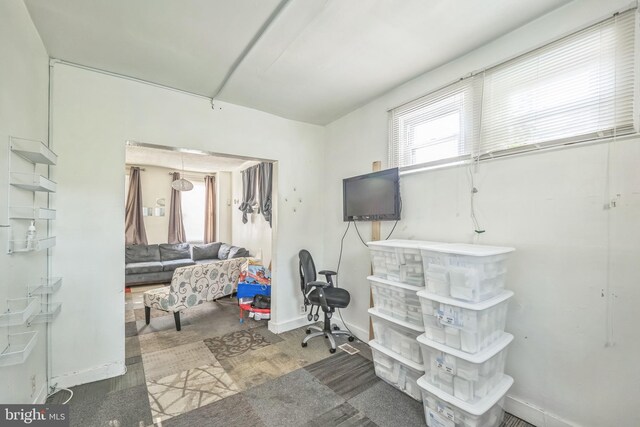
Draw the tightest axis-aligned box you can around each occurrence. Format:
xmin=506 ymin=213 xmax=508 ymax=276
xmin=204 ymin=329 xmax=271 ymax=360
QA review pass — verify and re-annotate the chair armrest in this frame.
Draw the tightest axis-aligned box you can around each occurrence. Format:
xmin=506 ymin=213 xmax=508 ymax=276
xmin=318 ymin=270 xmax=337 ymax=285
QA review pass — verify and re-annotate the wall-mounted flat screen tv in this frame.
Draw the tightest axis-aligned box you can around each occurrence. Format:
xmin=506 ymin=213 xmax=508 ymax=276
xmin=343 ymin=168 xmax=400 ymax=221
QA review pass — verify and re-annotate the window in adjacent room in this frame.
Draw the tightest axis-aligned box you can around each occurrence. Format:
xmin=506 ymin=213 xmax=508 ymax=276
xmin=181 ymin=178 xmax=206 ymax=243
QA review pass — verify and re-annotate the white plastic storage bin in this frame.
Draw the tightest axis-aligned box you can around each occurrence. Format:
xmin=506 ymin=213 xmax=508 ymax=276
xmin=368 ymin=240 xmax=430 ymax=286
xmin=420 ymin=243 xmax=514 ymax=303
xmin=417 ymin=333 xmax=513 ymax=403
xmin=368 ymin=276 xmax=423 ymax=327
xmin=369 ymin=307 xmax=424 ymax=364
xmin=417 ymin=290 xmax=513 ymax=353
xmin=418 ymin=374 xmax=513 ymax=427
xmin=370 ymin=339 xmax=424 ymax=401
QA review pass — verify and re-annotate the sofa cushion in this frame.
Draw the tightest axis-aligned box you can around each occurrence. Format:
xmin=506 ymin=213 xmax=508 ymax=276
xmin=126 ymin=244 xmax=160 ymax=263
xmin=126 ymin=261 xmax=164 ymax=275
xmin=159 ymin=243 xmax=191 ymax=261
xmin=143 ymin=286 xmax=172 ymax=311
xmin=192 ymin=242 xmax=222 ymax=261
xmin=162 ymin=259 xmax=196 ymax=272
xmin=218 ymin=243 xmax=232 ymax=260
xmin=229 ymin=246 xmax=250 ymax=258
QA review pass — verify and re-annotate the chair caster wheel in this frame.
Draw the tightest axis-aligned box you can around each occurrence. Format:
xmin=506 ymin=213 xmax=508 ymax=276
xmin=313 ymin=314 xmax=319 ymax=321
xmin=333 ymin=325 xmax=339 ymax=330
xmin=306 ymin=329 xmax=311 ymax=334
xmin=348 ymin=336 xmax=355 ymax=342
xmin=329 ymin=348 xmax=336 ymax=354
xmin=301 ymin=342 xmax=307 ymax=348
xmin=307 ymin=314 xmax=313 ymax=321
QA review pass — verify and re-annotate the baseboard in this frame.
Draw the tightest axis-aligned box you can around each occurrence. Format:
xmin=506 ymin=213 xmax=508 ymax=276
xmin=336 ymin=319 xmax=369 ymax=342
xmin=32 ymin=384 xmax=47 ymax=404
xmin=268 ymin=315 xmax=311 ymax=334
xmin=505 ymin=395 xmax=577 ymax=427
xmin=51 ymin=361 xmax=126 ymax=389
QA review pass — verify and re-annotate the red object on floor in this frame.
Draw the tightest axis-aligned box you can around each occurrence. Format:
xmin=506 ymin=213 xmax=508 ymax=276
xmin=238 ymin=303 xmax=270 ymax=323
xmin=125 ymin=287 xmax=132 ymax=293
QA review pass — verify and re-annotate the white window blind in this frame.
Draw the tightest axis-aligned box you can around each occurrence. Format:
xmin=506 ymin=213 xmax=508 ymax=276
xmin=481 ymin=10 xmax=637 ymax=156
xmin=389 ymin=76 xmax=483 ymax=169
xmin=389 ymin=9 xmax=637 ymax=169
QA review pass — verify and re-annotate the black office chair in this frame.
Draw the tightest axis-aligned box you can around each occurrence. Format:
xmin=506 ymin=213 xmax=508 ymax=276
xmin=299 ymin=249 xmax=354 ymax=353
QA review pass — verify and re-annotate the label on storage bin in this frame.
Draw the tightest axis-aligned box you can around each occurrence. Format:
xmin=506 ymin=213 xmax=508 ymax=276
xmin=437 ymin=402 xmax=456 ymax=422
xmin=427 ymin=409 xmax=455 ymax=427
xmin=435 ymin=356 xmax=456 ymax=375
xmin=436 ymin=305 xmax=463 ymax=327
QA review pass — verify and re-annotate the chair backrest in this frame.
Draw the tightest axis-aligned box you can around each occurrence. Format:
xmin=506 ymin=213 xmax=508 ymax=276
xmin=298 ymin=249 xmax=316 ymax=292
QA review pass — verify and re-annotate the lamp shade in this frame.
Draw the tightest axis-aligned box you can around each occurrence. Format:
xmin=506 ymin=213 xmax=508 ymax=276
xmin=171 ymin=178 xmax=194 ymax=191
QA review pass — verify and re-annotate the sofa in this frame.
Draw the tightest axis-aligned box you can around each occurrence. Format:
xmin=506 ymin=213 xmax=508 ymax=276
xmin=143 ymin=257 xmax=250 ymax=330
xmin=125 ymin=242 xmax=250 ymax=285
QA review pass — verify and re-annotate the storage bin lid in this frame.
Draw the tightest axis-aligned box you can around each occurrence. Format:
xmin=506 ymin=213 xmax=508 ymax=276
xmin=421 ymin=243 xmax=514 ymax=256
xmin=368 ymin=307 xmax=425 ymax=333
xmin=367 ymin=239 xmax=440 ymax=249
xmin=417 ymin=289 xmax=514 ymax=311
xmin=417 ymin=374 xmax=514 ymax=416
xmin=367 ymin=275 xmax=423 ymax=292
xmin=369 ymin=339 xmax=425 ymax=372
xmin=417 ymin=333 xmax=513 ymax=363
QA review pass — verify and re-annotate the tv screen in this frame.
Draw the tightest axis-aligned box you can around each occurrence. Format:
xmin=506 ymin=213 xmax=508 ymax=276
xmin=343 ymin=168 xmax=400 ymax=221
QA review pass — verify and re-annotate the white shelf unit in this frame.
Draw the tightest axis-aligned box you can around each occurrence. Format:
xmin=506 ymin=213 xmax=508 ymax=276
xmin=9 ymin=137 xmax=57 ymax=165
xmin=0 ymin=298 xmax=40 ymax=327
xmin=9 ymin=207 xmax=56 ymax=220
xmin=29 ymin=277 xmax=62 ymax=296
xmin=28 ymin=303 xmax=62 ymax=325
xmin=0 ymin=332 xmax=38 ymax=367
xmin=9 ymin=236 xmax=56 ymax=254
xmin=9 ymin=172 xmax=56 ymax=192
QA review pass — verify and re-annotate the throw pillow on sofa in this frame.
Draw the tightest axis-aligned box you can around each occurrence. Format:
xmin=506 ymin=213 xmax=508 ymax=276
xmin=218 ymin=243 xmax=232 ymax=260
xmin=229 ymin=246 xmax=250 ymax=258
xmin=159 ymin=243 xmax=191 ymax=261
xmin=192 ymin=242 xmax=222 ymax=261
xmin=126 ymin=244 xmax=161 ymax=263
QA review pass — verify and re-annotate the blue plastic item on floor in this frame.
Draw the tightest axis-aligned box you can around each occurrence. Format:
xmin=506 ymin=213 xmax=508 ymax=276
xmin=236 ymin=282 xmax=271 ymax=299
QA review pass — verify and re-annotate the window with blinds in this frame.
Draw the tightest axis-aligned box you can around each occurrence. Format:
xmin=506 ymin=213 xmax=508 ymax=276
xmin=389 ymin=9 xmax=637 ymax=169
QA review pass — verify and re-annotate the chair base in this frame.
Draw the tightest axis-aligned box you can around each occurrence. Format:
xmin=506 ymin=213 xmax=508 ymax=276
xmin=301 ymin=310 xmax=354 ymax=353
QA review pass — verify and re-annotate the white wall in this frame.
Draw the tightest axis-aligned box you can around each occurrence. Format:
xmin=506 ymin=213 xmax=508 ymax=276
xmin=323 ymin=1 xmax=639 ymax=426
xmin=0 ymin=0 xmax=50 ymax=404
xmin=230 ymin=165 xmax=273 ymax=267
xmin=216 ymin=171 xmax=232 ymax=244
xmin=50 ymin=62 xmax=325 ymax=387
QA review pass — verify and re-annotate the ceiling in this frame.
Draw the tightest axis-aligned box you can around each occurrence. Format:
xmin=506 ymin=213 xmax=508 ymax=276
xmin=125 ymin=145 xmax=250 ymax=173
xmin=24 ymin=0 xmax=571 ymax=125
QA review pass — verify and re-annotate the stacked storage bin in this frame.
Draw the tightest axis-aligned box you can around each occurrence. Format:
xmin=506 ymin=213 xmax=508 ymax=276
xmin=368 ymin=240 xmax=429 ymax=400
xmin=416 ymin=243 xmax=515 ymax=427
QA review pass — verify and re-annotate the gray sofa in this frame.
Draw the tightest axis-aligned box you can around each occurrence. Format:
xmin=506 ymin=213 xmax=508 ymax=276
xmin=125 ymin=242 xmax=250 ymax=285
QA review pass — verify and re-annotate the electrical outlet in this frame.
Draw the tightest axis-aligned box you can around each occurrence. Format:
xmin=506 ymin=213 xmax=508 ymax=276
xmin=299 ymin=305 xmax=306 ymax=315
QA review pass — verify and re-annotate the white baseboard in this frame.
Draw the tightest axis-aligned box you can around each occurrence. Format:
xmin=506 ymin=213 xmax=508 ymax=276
xmin=505 ymin=395 xmax=577 ymax=427
xmin=268 ymin=315 xmax=312 ymax=334
xmin=51 ymin=361 xmax=125 ymax=389
xmin=32 ymin=384 xmax=47 ymax=404
xmin=337 ymin=319 xmax=368 ymax=342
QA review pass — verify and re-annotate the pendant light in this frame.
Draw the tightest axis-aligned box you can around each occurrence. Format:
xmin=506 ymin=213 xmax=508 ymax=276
xmin=171 ymin=153 xmax=194 ymax=191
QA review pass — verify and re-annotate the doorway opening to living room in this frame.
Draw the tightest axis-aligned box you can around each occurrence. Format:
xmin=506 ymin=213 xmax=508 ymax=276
xmin=123 ymin=142 xmax=275 ymax=348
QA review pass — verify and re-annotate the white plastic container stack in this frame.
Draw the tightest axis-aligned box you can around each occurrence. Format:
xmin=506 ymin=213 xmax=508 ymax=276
xmin=368 ymin=307 xmax=424 ymax=364
xmin=368 ymin=276 xmax=423 ymax=327
xmin=417 ymin=290 xmax=513 ymax=353
xmin=420 ymin=244 xmax=514 ymax=303
xmin=369 ymin=340 xmax=424 ymax=401
xmin=417 ymin=333 xmax=513 ymax=403
xmin=418 ymin=374 xmax=514 ymax=427
xmin=369 ymin=240 xmax=429 ymax=286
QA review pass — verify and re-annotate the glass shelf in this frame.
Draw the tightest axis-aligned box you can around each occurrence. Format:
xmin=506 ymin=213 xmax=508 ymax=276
xmin=0 ymin=298 xmax=40 ymax=327
xmin=9 ymin=237 xmax=56 ymax=254
xmin=29 ymin=277 xmax=62 ymax=296
xmin=10 ymin=137 xmax=57 ymax=165
xmin=0 ymin=332 xmax=38 ymax=367
xmin=10 ymin=173 xmax=56 ymax=192
xmin=9 ymin=207 xmax=56 ymax=220
xmin=28 ymin=303 xmax=61 ymax=325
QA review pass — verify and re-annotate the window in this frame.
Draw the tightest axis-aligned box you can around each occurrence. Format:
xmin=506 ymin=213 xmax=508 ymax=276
xmin=389 ymin=9 xmax=637 ymax=169
xmin=181 ymin=179 xmax=205 ymax=243
xmin=389 ymin=77 xmax=482 ymax=169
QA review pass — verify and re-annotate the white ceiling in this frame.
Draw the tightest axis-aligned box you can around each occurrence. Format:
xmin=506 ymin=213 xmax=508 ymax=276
xmin=24 ymin=0 xmax=571 ymax=125
xmin=125 ymin=145 xmax=250 ymax=173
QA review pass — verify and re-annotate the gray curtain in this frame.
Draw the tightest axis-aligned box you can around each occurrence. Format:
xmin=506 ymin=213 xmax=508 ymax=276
xmin=204 ymin=175 xmax=216 ymax=243
xmin=125 ymin=167 xmax=148 ymax=245
xmin=257 ymin=162 xmax=273 ymax=227
xmin=238 ymin=165 xmax=258 ymax=224
xmin=168 ymin=172 xmax=187 ymax=244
